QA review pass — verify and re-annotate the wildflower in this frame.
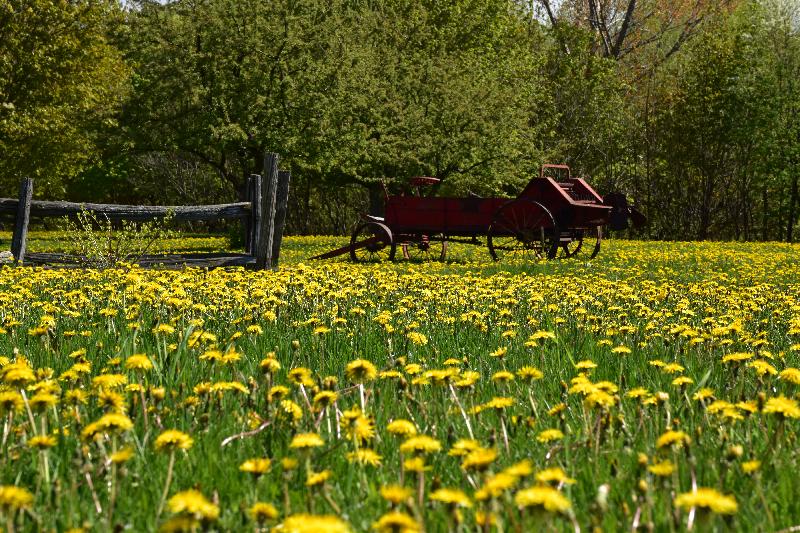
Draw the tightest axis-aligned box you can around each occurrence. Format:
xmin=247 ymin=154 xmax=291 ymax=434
xmin=430 ymin=488 xmax=472 ymax=508
xmin=290 ymin=432 xmax=324 ymax=450
xmin=249 ymin=502 xmax=279 ymax=523
xmin=656 ymin=430 xmax=690 ymax=449
xmin=380 ymin=485 xmax=412 ymax=505
xmin=346 ymin=448 xmax=382 ymax=467
xmin=125 ymin=354 xmax=153 ymax=371
xmin=492 ymin=370 xmax=515 ymax=383
xmin=448 ymin=439 xmax=480 ymax=456
xmin=260 ymin=356 xmax=281 ymax=375
xmin=313 ymin=390 xmax=337 ymax=408
xmin=742 ymin=460 xmax=761 ymax=474
xmin=779 ymin=367 xmax=800 ymax=385
xmin=167 ymin=489 xmax=220 ymax=521
xmin=386 ymin=419 xmax=417 ymax=437
xmin=517 ymin=366 xmax=543 ymax=381
xmin=400 ymin=435 xmax=442 ymax=455
xmin=110 ymin=447 xmax=135 ymax=464
xmin=762 ymin=396 xmax=800 ymax=418
xmin=490 ymin=347 xmax=508 ymax=358
xmin=461 ymin=447 xmax=497 ymax=471
xmin=0 ymin=485 xmax=33 ymax=512
xmin=306 ymin=469 xmax=332 ymax=487
xmin=648 ymin=460 xmax=676 ymax=477
xmin=403 ymin=457 xmax=430 ymax=472
xmin=537 ymin=429 xmax=564 ymax=443
xmin=535 ymin=467 xmax=576 ymax=485
xmin=0 ymin=391 xmax=23 ymax=413
xmin=674 ymin=488 xmax=738 ymax=514
xmin=82 ymin=413 xmax=134 ymax=440
xmin=287 ymin=368 xmax=314 ymax=387
xmin=155 ymin=430 xmax=194 ymax=452
xmin=515 ymin=485 xmax=571 ymax=513
xmin=92 ymin=373 xmax=127 ymax=389
xmin=240 ymin=458 xmax=271 ymax=476
xmin=372 ymin=511 xmax=421 ymax=532
xmin=345 ymin=359 xmax=378 ymax=383
xmin=27 ymin=435 xmax=57 ymax=450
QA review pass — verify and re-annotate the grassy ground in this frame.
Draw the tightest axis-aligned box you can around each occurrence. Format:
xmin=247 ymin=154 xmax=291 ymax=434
xmin=0 ymin=232 xmax=799 ymax=531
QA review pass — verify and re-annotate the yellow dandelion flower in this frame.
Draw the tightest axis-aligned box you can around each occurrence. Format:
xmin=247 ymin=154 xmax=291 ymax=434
xmin=290 ymin=432 xmax=324 ymax=450
xmin=306 ymin=469 xmax=332 ymax=487
xmin=249 ymin=502 xmax=278 ymax=523
xmin=535 ymin=467 xmax=576 ymax=485
xmin=537 ymin=429 xmax=564 ymax=443
xmin=674 ymin=488 xmax=737 ymax=514
xmin=345 ymin=359 xmax=378 ymax=383
xmin=380 ymin=485 xmax=412 ymax=505
xmin=239 ymin=458 xmax=271 ymax=476
xmin=515 ymin=485 xmax=571 ymax=513
xmin=167 ymin=489 xmax=220 ymax=520
xmin=430 ymin=488 xmax=472 ymax=508
xmin=386 ymin=419 xmax=417 ymax=438
xmin=372 ymin=511 xmax=420 ymax=532
xmin=400 ymin=435 xmax=442 ymax=455
xmin=656 ymin=430 xmax=690 ymax=449
xmin=762 ymin=396 xmax=800 ymax=418
xmin=155 ymin=430 xmax=194 ymax=452
xmin=27 ymin=435 xmax=56 ymax=450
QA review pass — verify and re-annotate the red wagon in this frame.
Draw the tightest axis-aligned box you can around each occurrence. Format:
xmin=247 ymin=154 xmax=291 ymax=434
xmin=313 ymin=165 xmax=643 ymax=262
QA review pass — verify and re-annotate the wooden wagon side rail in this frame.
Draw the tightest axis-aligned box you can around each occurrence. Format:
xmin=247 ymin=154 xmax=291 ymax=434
xmin=4 ymin=152 xmax=291 ymax=269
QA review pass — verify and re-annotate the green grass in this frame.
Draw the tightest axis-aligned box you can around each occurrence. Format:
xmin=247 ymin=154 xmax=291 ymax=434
xmin=0 ymin=234 xmax=799 ymax=531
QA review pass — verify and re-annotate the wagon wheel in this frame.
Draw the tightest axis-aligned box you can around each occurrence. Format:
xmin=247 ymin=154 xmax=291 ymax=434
xmin=401 ymin=234 xmax=448 ymax=262
xmin=488 ymin=200 xmax=559 ymax=261
xmin=557 ymin=227 xmax=602 ymax=259
xmin=350 ymin=221 xmax=396 ymax=262
xmin=588 ymin=226 xmax=602 ymax=259
xmin=558 ymin=230 xmax=584 ymax=258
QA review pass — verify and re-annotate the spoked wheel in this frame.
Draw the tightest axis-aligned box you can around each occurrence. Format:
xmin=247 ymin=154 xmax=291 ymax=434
xmin=487 ymin=200 xmax=559 ymax=261
xmin=401 ymin=234 xmax=448 ymax=261
xmin=556 ymin=227 xmax=602 ymax=259
xmin=350 ymin=221 xmax=396 ymax=262
xmin=558 ymin=230 xmax=584 ymax=258
xmin=588 ymin=226 xmax=602 ymax=259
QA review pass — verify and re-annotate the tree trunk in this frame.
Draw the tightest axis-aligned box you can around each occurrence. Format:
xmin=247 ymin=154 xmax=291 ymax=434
xmin=368 ymin=182 xmax=385 ymax=218
xmin=787 ymin=173 xmax=798 ymax=242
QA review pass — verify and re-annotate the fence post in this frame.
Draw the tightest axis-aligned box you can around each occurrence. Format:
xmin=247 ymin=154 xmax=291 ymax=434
xmin=249 ymin=174 xmax=263 ymax=257
xmin=271 ymin=170 xmax=291 ymax=267
xmin=255 ymin=153 xmax=279 ymax=269
xmin=243 ymin=175 xmax=253 ymax=253
xmin=11 ymin=178 xmax=33 ymax=265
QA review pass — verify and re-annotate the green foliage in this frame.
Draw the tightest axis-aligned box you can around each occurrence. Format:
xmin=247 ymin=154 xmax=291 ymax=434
xmin=0 ymin=0 xmax=129 ymax=195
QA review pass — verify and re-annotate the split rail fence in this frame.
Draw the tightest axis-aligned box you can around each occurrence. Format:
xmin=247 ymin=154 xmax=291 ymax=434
xmin=1 ymin=153 xmax=290 ymax=269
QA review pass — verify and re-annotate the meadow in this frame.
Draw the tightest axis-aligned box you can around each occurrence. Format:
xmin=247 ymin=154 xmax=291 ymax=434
xmin=0 ymin=233 xmax=799 ymax=532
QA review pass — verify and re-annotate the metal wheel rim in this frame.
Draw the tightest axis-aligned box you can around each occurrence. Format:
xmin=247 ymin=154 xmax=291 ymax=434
xmin=350 ymin=222 xmax=395 ymax=262
xmin=488 ymin=201 xmax=558 ymax=261
xmin=402 ymin=234 xmax=447 ymax=261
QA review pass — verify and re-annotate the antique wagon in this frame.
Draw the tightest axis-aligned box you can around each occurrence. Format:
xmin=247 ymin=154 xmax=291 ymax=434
xmin=313 ymin=165 xmax=643 ymax=262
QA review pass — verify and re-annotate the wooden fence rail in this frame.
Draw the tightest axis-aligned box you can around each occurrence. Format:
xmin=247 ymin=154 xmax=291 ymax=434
xmin=3 ymin=152 xmax=290 ymax=269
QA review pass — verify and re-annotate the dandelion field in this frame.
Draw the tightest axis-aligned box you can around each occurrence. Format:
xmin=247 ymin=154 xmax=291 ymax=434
xmin=1 ymin=235 xmax=800 ymax=531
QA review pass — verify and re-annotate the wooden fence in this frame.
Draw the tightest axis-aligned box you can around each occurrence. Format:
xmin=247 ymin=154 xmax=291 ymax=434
xmin=1 ymin=153 xmax=290 ymax=269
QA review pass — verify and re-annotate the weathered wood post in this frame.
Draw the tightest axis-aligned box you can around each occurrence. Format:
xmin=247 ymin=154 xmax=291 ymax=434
xmin=243 ymin=175 xmax=253 ymax=253
xmin=246 ymin=174 xmax=263 ymax=255
xmin=271 ymin=170 xmax=291 ymax=267
xmin=255 ymin=153 xmax=279 ymax=269
xmin=11 ymin=178 xmax=33 ymax=265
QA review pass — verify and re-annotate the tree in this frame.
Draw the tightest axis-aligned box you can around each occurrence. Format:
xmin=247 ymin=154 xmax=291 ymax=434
xmin=121 ymin=0 xmax=553 ymax=211
xmin=0 ymin=0 xmax=129 ymax=195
